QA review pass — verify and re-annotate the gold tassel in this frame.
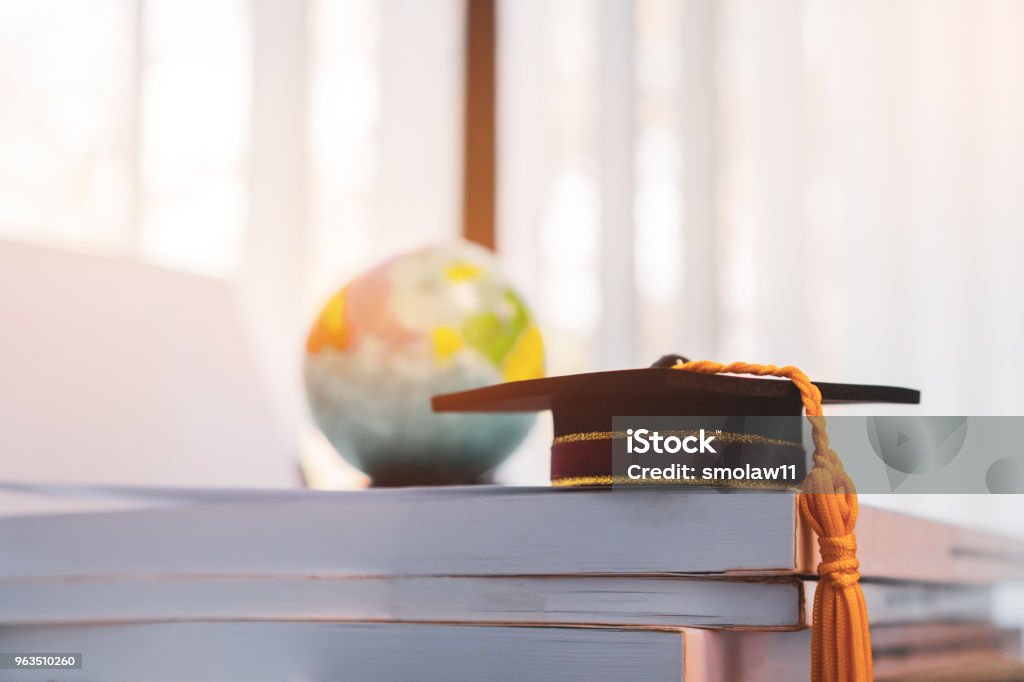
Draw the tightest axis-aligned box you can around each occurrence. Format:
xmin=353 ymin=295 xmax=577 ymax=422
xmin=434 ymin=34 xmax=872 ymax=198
xmin=674 ymin=360 xmax=873 ymax=682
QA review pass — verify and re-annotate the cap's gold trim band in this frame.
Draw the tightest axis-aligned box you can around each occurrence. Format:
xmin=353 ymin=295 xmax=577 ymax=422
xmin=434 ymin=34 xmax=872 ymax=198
xmin=552 ymin=429 xmax=802 ymax=448
xmin=551 ymin=475 xmax=796 ymax=491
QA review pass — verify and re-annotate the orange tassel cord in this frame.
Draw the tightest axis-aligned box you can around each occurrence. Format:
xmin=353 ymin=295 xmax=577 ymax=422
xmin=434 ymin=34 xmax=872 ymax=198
xmin=673 ymin=360 xmax=872 ymax=682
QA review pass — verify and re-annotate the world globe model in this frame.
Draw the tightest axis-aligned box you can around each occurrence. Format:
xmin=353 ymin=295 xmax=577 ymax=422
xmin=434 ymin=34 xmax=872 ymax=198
xmin=304 ymin=243 xmax=544 ymax=486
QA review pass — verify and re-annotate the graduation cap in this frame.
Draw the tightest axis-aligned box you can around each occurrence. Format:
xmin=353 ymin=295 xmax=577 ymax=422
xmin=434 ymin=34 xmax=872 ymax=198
xmin=432 ymin=355 xmax=920 ymax=487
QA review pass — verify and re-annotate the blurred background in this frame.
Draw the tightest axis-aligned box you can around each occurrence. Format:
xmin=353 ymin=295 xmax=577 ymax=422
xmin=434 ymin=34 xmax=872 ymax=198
xmin=1 ymin=0 xmax=1022 ymax=547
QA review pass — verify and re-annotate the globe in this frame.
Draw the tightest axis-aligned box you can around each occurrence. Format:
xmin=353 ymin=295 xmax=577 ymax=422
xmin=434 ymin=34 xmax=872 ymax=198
xmin=304 ymin=243 xmax=544 ymax=486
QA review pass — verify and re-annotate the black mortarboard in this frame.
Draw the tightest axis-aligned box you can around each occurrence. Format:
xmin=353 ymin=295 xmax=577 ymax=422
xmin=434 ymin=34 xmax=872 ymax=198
xmin=432 ymin=359 xmax=920 ymax=486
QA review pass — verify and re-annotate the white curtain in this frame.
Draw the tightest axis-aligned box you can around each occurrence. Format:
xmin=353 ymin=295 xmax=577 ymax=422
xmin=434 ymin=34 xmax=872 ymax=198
xmin=497 ymin=0 xmax=1024 ymax=528
xmin=499 ymin=0 xmax=1024 ymax=407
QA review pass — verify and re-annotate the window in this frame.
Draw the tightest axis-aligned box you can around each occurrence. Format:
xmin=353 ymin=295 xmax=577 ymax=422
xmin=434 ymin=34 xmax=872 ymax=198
xmin=0 ymin=0 xmax=249 ymax=277
xmin=0 ymin=0 xmax=135 ymax=252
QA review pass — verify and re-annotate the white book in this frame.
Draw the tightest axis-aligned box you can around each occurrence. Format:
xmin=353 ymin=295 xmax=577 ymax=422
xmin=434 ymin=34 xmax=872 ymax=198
xmin=0 ymin=622 xmax=706 ymax=682
xmin=2 ymin=620 xmax=1014 ymax=682
xmin=0 ymin=621 xmax=807 ymax=682
xmin=2 ymin=484 xmax=1022 ymax=584
xmin=0 ymin=574 xmax=991 ymax=630
xmin=0 ymin=487 xmax=798 ymax=578
xmin=0 ymin=575 xmax=801 ymax=628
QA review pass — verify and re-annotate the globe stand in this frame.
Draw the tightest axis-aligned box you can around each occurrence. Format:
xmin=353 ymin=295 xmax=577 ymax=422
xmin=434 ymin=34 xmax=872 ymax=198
xmin=369 ymin=469 xmax=496 ymax=488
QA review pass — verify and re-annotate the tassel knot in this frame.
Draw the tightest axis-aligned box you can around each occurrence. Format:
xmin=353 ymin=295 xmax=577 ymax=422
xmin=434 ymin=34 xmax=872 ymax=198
xmin=818 ymin=534 xmax=861 ymax=588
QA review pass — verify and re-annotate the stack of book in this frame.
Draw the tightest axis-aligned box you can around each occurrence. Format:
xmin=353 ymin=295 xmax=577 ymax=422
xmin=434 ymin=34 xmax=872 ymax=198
xmin=1 ymin=486 xmax=1022 ymax=680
